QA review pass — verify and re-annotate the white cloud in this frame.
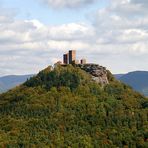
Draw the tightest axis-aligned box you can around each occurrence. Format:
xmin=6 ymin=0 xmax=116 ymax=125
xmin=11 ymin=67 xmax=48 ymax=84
xmin=0 ymin=12 xmax=96 ymax=75
xmin=93 ymin=0 xmax=148 ymax=47
xmin=41 ymin=0 xmax=97 ymax=9
xmin=1 ymin=0 xmax=148 ymax=75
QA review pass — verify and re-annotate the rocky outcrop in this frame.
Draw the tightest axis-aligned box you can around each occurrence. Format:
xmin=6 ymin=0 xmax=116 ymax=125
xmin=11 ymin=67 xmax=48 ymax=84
xmin=76 ymin=64 xmax=109 ymax=86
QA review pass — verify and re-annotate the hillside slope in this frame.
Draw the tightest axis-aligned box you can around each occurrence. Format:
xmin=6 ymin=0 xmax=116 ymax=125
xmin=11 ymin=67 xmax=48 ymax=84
xmin=0 ymin=75 xmax=33 ymax=93
xmin=0 ymin=65 xmax=148 ymax=147
xmin=117 ymin=71 xmax=148 ymax=96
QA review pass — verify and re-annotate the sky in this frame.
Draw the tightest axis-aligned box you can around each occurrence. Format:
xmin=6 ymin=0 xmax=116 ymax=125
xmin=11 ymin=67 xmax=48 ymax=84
xmin=0 ymin=0 xmax=148 ymax=76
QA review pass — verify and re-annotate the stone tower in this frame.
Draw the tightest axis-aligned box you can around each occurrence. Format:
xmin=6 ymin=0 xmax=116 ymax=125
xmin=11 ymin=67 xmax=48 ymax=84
xmin=81 ymin=59 xmax=87 ymax=64
xmin=63 ymin=53 xmax=69 ymax=64
xmin=69 ymin=50 xmax=76 ymax=64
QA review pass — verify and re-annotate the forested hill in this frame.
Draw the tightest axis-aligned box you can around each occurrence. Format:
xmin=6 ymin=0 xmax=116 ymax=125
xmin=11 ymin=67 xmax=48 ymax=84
xmin=0 ymin=64 xmax=148 ymax=147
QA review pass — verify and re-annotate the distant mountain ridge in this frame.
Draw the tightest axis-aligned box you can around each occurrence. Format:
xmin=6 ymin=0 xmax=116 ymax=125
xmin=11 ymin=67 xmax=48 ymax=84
xmin=115 ymin=71 xmax=148 ymax=96
xmin=114 ymin=74 xmax=124 ymax=79
xmin=0 ymin=74 xmax=33 ymax=93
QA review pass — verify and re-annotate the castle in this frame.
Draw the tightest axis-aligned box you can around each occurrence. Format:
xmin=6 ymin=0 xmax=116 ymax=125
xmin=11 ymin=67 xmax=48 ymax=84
xmin=62 ymin=50 xmax=87 ymax=65
xmin=55 ymin=50 xmax=109 ymax=85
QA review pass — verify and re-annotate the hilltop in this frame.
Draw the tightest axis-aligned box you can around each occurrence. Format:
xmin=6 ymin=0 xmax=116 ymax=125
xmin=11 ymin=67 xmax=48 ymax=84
xmin=0 ymin=64 xmax=148 ymax=147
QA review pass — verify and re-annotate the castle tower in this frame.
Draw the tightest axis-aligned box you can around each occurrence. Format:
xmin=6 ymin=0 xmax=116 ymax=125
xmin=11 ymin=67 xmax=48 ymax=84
xmin=81 ymin=59 xmax=86 ymax=64
xmin=69 ymin=50 xmax=76 ymax=64
xmin=63 ymin=53 xmax=69 ymax=64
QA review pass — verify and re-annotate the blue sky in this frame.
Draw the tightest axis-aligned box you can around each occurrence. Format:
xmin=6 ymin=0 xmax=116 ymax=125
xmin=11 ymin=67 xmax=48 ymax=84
xmin=0 ymin=0 xmax=148 ymax=76
xmin=1 ymin=0 xmax=107 ymax=25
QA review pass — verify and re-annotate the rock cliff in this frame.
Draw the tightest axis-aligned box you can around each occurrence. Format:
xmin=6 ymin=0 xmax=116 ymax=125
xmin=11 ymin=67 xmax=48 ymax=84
xmin=76 ymin=64 xmax=109 ymax=86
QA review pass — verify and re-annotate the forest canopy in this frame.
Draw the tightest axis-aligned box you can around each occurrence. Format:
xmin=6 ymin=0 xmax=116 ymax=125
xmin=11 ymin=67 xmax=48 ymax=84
xmin=0 ymin=65 xmax=148 ymax=147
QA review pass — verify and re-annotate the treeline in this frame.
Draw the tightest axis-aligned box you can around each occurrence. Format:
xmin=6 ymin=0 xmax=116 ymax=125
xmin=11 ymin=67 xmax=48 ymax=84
xmin=0 ymin=65 xmax=147 ymax=147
